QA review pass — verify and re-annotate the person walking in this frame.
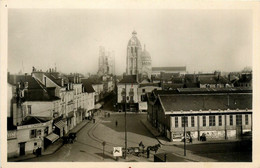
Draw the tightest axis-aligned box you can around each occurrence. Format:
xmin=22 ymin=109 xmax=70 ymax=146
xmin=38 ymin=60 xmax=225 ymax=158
xmin=115 ymin=120 xmax=118 ymax=127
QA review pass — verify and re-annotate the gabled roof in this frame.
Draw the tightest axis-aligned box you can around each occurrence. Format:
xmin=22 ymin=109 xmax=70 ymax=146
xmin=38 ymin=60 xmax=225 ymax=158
xmin=21 ymin=116 xmax=52 ymax=125
xmin=44 ymin=73 xmax=63 ymax=87
xmin=82 ymin=80 xmax=95 ymax=93
xmin=159 ymin=93 xmax=252 ymax=112
xmin=118 ymin=75 xmax=138 ymax=84
xmin=152 ymin=66 xmax=186 ymax=72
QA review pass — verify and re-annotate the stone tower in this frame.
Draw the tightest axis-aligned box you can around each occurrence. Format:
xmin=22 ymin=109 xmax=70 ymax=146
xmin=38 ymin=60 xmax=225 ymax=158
xmin=126 ymin=31 xmax=142 ymax=78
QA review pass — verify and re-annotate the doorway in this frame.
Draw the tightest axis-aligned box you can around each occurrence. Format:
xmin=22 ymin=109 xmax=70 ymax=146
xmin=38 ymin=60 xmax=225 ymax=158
xmin=19 ymin=142 xmax=26 ymax=156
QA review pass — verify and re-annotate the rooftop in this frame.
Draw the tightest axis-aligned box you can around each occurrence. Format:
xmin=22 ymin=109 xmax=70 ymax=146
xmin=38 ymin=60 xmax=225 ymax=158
xmin=118 ymin=75 xmax=138 ymax=84
xmin=23 ymin=89 xmax=60 ymax=102
xmin=21 ymin=116 xmax=52 ymax=125
xmin=81 ymin=80 xmax=95 ymax=93
xmin=159 ymin=93 xmax=252 ymax=112
xmin=8 ymin=75 xmax=42 ymax=89
xmin=152 ymin=66 xmax=186 ymax=72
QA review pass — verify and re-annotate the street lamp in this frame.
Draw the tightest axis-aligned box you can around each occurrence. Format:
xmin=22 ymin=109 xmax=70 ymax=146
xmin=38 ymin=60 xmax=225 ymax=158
xmin=124 ymin=83 xmax=127 ymax=159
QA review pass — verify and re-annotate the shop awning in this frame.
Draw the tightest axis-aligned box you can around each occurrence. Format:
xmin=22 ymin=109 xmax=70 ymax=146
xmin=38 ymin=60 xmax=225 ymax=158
xmin=139 ymin=102 xmax=148 ymax=110
xmin=45 ymin=133 xmax=59 ymax=143
xmin=94 ymin=103 xmax=102 ymax=109
xmin=54 ymin=120 xmax=65 ymax=130
xmin=67 ymin=111 xmax=74 ymax=118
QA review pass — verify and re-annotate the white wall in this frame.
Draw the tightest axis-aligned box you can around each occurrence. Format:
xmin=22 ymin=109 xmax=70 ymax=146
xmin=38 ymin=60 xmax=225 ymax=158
xmin=22 ymin=101 xmax=58 ymax=117
xmin=117 ymin=84 xmax=139 ymax=103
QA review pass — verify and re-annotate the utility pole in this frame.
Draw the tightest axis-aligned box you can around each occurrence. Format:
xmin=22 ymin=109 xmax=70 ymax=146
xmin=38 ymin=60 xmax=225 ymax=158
xmin=124 ymin=83 xmax=127 ymax=159
xmin=184 ymin=115 xmax=186 ymax=156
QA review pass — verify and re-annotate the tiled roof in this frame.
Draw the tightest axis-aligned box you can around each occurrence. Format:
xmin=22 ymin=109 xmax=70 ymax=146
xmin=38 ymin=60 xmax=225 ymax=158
xmin=8 ymin=75 xmax=42 ymax=89
xmin=23 ymin=89 xmax=60 ymax=101
xmin=153 ymin=87 xmax=252 ymax=97
xmin=199 ymin=76 xmax=230 ymax=85
xmin=171 ymin=77 xmax=184 ymax=84
xmin=159 ymin=93 xmax=252 ymax=112
xmin=118 ymin=75 xmax=138 ymax=84
xmin=82 ymin=80 xmax=95 ymax=93
xmin=82 ymin=78 xmax=103 ymax=85
xmin=152 ymin=66 xmax=186 ymax=72
xmin=21 ymin=116 xmax=52 ymax=125
xmin=139 ymin=83 xmax=161 ymax=87
xmin=163 ymin=83 xmax=184 ymax=90
xmin=44 ymin=73 xmax=63 ymax=87
xmin=198 ymin=76 xmax=218 ymax=84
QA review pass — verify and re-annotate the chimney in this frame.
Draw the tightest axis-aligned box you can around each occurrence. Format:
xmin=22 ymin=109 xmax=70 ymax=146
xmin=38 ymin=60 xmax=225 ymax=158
xmin=61 ymin=78 xmax=64 ymax=87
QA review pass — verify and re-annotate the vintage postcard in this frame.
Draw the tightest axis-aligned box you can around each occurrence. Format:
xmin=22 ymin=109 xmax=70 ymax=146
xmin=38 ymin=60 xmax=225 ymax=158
xmin=1 ymin=0 xmax=260 ymax=168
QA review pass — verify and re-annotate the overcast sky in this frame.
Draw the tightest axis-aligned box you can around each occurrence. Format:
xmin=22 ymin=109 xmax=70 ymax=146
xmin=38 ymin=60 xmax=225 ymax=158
xmin=8 ymin=9 xmax=252 ymax=75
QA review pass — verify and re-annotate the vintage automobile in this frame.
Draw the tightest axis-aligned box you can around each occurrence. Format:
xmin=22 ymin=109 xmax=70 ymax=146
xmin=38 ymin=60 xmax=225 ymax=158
xmin=63 ymin=132 xmax=77 ymax=144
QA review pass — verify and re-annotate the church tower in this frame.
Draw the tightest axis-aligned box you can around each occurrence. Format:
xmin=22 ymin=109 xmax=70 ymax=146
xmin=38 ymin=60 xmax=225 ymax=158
xmin=126 ymin=31 xmax=142 ymax=78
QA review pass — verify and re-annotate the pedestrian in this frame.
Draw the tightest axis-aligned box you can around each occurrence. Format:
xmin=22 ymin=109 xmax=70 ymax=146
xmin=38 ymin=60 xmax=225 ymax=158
xmin=190 ymin=136 xmax=193 ymax=143
xmin=115 ymin=120 xmax=118 ymax=127
xmin=147 ymin=148 xmax=150 ymax=158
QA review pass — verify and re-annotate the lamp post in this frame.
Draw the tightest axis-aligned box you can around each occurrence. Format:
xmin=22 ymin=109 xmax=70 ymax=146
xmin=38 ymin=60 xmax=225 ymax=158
xmin=124 ymin=83 xmax=127 ymax=159
xmin=184 ymin=115 xmax=186 ymax=156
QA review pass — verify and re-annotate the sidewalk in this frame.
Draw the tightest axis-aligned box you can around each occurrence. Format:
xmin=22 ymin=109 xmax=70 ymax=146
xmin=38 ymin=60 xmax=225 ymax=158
xmin=8 ymin=120 xmax=90 ymax=162
xmin=141 ymin=119 xmax=242 ymax=146
xmin=140 ymin=119 xmax=252 ymax=162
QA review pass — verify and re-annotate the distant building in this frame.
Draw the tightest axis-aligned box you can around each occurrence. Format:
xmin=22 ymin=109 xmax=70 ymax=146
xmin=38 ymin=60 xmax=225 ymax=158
xmin=152 ymin=66 xmax=186 ymax=76
xmin=117 ymin=75 xmax=139 ymax=112
xmin=98 ymin=46 xmax=115 ymax=76
xmin=147 ymin=88 xmax=252 ymax=142
xmin=234 ymin=73 xmax=252 ymax=87
xmin=126 ymin=31 xmax=152 ymax=81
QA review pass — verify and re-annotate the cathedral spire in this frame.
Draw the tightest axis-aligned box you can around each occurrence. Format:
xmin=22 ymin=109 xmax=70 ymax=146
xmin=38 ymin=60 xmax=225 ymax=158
xmin=132 ymin=30 xmax=137 ymax=36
